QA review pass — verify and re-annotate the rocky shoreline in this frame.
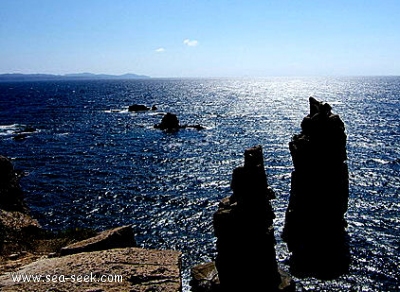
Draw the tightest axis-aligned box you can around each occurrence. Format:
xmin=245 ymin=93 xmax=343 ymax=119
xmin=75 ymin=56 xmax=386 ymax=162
xmin=0 ymin=155 xmax=182 ymax=291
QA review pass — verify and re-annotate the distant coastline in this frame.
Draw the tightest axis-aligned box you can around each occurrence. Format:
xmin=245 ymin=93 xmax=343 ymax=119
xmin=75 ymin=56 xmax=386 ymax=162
xmin=0 ymin=73 xmax=151 ymax=82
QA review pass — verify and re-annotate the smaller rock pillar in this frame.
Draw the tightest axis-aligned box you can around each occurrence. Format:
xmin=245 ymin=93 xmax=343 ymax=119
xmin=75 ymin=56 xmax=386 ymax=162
xmin=213 ymin=145 xmax=282 ymax=291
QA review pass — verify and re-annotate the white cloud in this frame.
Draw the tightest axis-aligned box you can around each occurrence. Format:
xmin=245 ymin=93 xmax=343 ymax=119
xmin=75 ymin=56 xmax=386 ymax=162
xmin=183 ymin=39 xmax=199 ymax=47
xmin=155 ymin=47 xmax=165 ymax=53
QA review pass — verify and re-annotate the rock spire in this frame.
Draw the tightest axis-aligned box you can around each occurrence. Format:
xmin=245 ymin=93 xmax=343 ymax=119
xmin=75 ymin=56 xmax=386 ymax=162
xmin=282 ymin=97 xmax=350 ymax=279
xmin=213 ymin=145 xmax=284 ymax=291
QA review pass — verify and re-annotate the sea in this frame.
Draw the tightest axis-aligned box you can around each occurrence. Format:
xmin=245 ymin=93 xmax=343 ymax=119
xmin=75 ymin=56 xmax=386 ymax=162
xmin=0 ymin=77 xmax=398 ymax=291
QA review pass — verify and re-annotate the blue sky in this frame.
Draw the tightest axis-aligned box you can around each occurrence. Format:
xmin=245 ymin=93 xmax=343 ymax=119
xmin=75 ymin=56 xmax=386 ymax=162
xmin=1 ymin=0 xmax=399 ymax=77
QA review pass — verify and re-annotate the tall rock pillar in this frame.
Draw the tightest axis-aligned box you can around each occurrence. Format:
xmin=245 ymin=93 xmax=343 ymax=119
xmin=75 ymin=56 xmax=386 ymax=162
xmin=282 ymin=97 xmax=350 ymax=279
xmin=213 ymin=145 xmax=282 ymax=291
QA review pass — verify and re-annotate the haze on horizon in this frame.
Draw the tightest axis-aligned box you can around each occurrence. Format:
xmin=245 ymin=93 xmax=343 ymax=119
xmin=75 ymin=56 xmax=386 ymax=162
xmin=1 ymin=0 xmax=399 ymax=78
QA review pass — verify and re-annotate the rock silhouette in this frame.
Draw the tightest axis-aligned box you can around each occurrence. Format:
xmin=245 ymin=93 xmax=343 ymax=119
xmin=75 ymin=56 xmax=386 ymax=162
xmin=282 ymin=97 xmax=350 ymax=279
xmin=213 ymin=145 xmax=289 ymax=291
xmin=154 ymin=112 xmax=205 ymax=132
xmin=0 ymin=156 xmax=26 ymax=212
xmin=128 ymin=104 xmax=150 ymax=111
xmin=154 ymin=112 xmax=180 ymax=131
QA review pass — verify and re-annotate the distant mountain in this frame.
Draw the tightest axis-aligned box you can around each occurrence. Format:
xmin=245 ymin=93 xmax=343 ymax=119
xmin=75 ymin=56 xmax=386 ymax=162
xmin=0 ymin=73 xmax=151 ymax=82
xmin=63 ymin=73 xmax=150 ymax=79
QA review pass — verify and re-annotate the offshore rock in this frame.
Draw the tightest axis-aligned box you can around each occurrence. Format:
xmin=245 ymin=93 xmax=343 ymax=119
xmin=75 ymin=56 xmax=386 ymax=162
xmin=14 ymin=126 xmax=36 ymax=134
xmin=154 ymin=113 xmax=205 ymax=132
xmin=154 ymin=112 xmax=180 ymax=132
xmin=282 ymin=97 xmax=350 ymax=279
xmin=12 ymin=126 xmax=36 ymax=141
xmin=128 ymin=104 xmax=150 ymax=111
xmin=212 ymin=145 xmax=291 ymax=291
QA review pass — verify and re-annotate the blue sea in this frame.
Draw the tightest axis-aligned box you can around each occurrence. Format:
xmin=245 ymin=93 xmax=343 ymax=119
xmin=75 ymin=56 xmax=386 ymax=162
xmin=0 ymin=77 xmax=399 ymax=291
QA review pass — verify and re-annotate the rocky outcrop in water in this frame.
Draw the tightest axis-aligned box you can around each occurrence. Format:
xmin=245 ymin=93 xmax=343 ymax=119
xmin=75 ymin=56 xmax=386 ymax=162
xmin=282 ymin=97 xmax=350 ymax=279
xmin=129 ymin=104 xmax=150 ymax=111
xmin=154 ymin=112 xmax=181 ymax=131
xmin=12 ymin=126 xmax=37 ymax=141
xmin=154 ymin=113 xmax=205 ymax=132
xmin=212 ymin=145 xmax=292 ymax=291
xmin=128 ymin=104 xmax=157 ymax=112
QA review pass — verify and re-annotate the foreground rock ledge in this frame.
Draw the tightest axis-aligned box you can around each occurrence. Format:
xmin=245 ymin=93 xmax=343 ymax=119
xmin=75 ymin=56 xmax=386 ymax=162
xmin=0 ymin=247 xmax=182 ymax=292
xmin=0 ymin=155 xmax=182 ymax=291
xmin=60 ymin=225 xmax=136 ymax=256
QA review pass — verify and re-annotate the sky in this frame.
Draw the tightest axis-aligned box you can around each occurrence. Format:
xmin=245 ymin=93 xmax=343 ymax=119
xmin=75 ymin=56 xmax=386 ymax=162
xmin=0 ymin=0 xmax=399 ymax=78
